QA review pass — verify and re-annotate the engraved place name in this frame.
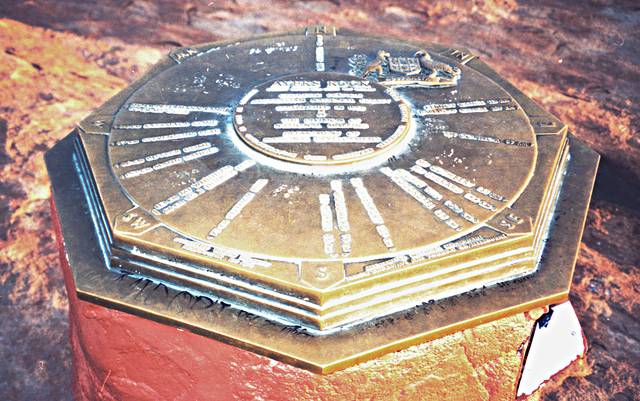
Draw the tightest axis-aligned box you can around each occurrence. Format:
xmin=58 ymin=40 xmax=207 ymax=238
xmin=365 ymin=255 xmax=409 ymax=275
xmin=248 ymin=41 xmax=298 ymax=56
xmin=112 ymin=128 xmax=221 ymax=146
xmin=117 ymin=142 xmax=219 ymax=179
xmin=235 ymin=74 xmax=408 ymax=165
xmin=264 ymin=80 xmax=376 ymax=92
xmin=380 ymin=167 xmax=462 ymax=232
xmin=409 ymin=231 xmax=507 ymax=264
xmin=411 ymin=162 xmax=464 ymax=195
xmin=208 ymin=179 xmax=269 ymax=238
xmin=350 ymin=177 xmax=394 ymax=250
xmin=127 ymin=103 xmax=230 ymax=116
xmin=331 ymin=180 xmax=352 ymax=255
xmin=113 ymin=120 xmax=220 ymax=130
xmin=475 ymin=186 xmax=507 ymax=202
xmin=319 ymin=193 xmax=336 ymax=256
xmin=411 ymin=159 xmax=501 ymax=211
xmin=345 ymin=228 xmax=508 ymax=281
xmin=395 ymin=168 xmax=479 ymax=225
xmin=174 ymin=237 xmax=271 ymax=269
xmin=441 ymin=131 xmax=532 ymax=148
xmin=153 ymin=160 xmax=255 ymax=215
xmin=417 ymin=98 xmax=517 ymax=116
xmin=318 ymin=180 xmax=353 ymax=257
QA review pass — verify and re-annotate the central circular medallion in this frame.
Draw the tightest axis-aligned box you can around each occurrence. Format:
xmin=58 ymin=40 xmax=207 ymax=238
xmin=233 ymin=72 xmax=410 ymax=165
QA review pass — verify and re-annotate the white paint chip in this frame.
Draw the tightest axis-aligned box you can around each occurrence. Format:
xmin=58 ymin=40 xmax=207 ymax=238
xmin=517 ymin=302 xmax=586 ymax=397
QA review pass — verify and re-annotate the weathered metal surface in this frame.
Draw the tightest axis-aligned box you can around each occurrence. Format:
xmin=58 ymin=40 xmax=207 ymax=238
xmin=45 ymin=26 xmax=598 ymax=373
xmin=47 ymin=129 xmax=597 ymax=374
xmin=3 ymin=1 xmax=636 ymax=397
xmin=65 ymin=27 xmax=581 ymax=332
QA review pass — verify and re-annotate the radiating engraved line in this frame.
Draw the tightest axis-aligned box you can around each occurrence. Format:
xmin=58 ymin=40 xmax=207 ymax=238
xmin=411 ymin=160 xmax=464 ymax=194
xmin=117 ymin=149 xmax=181 ymax=168
xmin=423 ymin=160 xmax=502 ymax=205
xmin=400 ymin=167 xmax=478 ymax=224
xmin=331 ymin=180 xmax=352 ymax=256
xmin=380 ymin=168 xmax=436 ymax=210
xmin=430 ymin=165 xmax=505 ymax=205
xmin=400 ymin=167 xmax=443 ymax=200
xmin=117 ymin=142 xmax=212 ymax=168
xmin=411 ymin=159 xmax=498 ymax=211
xmin=128 ymin=103 xmax=230 ymax=115
xmin=153 ymin=160 xmax=255 ymax=215
xmin=319 ymin=194 xmax=336 ymax=257
xmin=464 ymin=192 xmax=497 ymax=211
xmin=380 ymin=167 xmax=462 ymax=231
xmin=119 ymin=146 xmax=219 ymax=180
xmin=350 ymin=178 xmax=394 ymax=250
xmin=443 ymin=200 xmax=478 ymax=224
xmin=475 ymin=186 xmax=507 ymax=202
xmin=207 ymin=179 xmax=269 ymax=238
xmin=428 ymin=165 xmax=475 ymax=188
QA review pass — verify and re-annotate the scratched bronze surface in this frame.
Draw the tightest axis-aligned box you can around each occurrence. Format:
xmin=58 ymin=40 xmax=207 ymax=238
xmin=48 ymin=130 xmax=597 ymax=373
xmin=65 ymin=28 xmax=581 ymax=333
xmin=41 ymin=26 xmax=598 ymax=371
xmin=1 ymin=1 xmax=638 ymax=399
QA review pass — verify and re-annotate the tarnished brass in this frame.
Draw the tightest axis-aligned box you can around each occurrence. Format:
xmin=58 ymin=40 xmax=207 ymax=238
xmin=46 ymin=26 xmax=598 ymax=372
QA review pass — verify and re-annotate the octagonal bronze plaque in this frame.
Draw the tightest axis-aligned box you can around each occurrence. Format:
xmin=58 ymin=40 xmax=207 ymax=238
xmin=47 ymin=26 xmax=598 ymax=371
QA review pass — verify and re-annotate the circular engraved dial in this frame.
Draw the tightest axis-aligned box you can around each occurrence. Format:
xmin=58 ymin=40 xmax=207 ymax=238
xmin=107 ymin=33 xmax=537 ymax=270
xmin=234 ymin=73 xmax=410 ymax=165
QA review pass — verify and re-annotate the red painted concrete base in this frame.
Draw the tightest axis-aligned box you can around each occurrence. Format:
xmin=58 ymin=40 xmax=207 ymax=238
xmin=53 ymin=199 xmax=548 ymax=401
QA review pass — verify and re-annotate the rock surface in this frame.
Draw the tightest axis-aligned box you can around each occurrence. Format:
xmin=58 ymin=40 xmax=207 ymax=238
xmin=0 ymin=1 xmax=638 ymax=399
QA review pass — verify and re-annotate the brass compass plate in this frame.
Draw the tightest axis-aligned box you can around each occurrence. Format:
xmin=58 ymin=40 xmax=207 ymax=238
xmin=90 ymin=31 xmax=538 ymax=281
